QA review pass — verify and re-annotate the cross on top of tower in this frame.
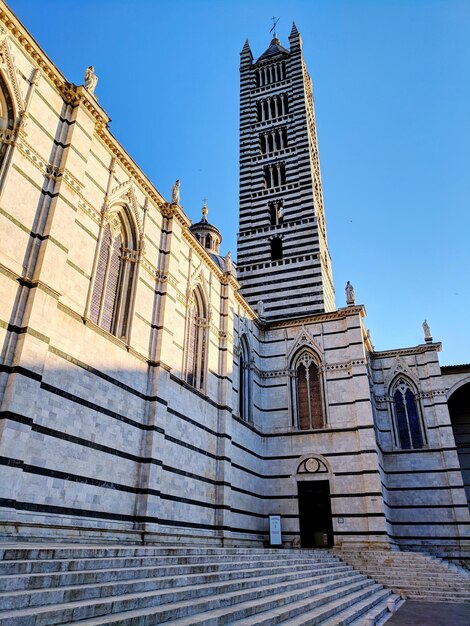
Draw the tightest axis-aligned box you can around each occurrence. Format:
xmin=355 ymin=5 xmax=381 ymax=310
xmin=270 ymin=16 xmax=280 ymax=37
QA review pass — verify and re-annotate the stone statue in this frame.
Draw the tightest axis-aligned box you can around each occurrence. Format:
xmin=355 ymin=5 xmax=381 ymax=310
xmin=345 ymin=281 xmax=355 ymax=306
xmin=225 ymin=251 xmax=232 ymax=273
xmin=422 ymin=319 xmax=432 ymax=341
xmin=257 ymin=299 xmax=265 ymax=318
xmin=84 ymin=66 xmax=98 ymax=94
xmin=171 ymin=179 xmax=180 ymax=205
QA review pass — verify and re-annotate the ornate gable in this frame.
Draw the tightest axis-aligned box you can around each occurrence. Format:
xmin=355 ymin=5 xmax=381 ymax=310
xmin=288 ymin=325 xmax=323 ymax=361
xmin=384 ymin=355 xmax=419 ymax=391
xmin=107 ymin=180 xmax=144 ymax=240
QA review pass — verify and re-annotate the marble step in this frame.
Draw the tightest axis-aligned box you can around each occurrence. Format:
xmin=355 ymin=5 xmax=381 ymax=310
xmin=0 ymin=564 xmax=359 ymax=610
xmin=225 ymin=584 xmax=391 ymax=626
xmin=346 ymin=570 xmax=469 ymax=584
xmin=279 ymin=588 xmax=395 ymax=626
xmin=0 ymin=560 xmax=351 ymax=592
xmin=356 ymin=568 xmax=470 ymax=593
xmin=0 ymin=572 xmax=373 ymax=626
xmin=56 ymin=576 xmax=381 ymax=626
xmin=325 ymin=590 xmax=399 ymax=626
xmin=0 ymin=545 xmax=329 ymax=560
xmin=0 ymin=553 xmax=337 ymax=575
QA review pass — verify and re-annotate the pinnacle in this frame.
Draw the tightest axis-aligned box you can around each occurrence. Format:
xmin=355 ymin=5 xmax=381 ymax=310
xmin=289 ymin=21 xmax=299 ymax=38
xmin=241 ymin=38 xmax=252 ymax=55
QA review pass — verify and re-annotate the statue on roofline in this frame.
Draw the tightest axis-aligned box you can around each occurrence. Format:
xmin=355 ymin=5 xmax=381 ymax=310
xmin=84 ymin=66 xmax=98 ymax=94
xmin=345 ymin=281 xmax=355 ymax=306
xmin=423 ymin=319 xmax=432 ymax=342
xmin=171 ymin=179 xmax=180 ymax=205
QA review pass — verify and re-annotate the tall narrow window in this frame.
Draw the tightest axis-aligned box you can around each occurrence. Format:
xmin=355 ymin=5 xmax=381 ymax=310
xmin=269 ymin=200 xmax=284 ymax=226
xmin=90 ymin=209 xmax=137 ymax=339
xmin=294 ymin=352 xmax=324 ymax=430
xmin=392 ymin=378 xmax=424 ymax=449
xmin=271 ymin=237 xmax=283 ymax=261
xmin=185 ymin=287 xmax=208 ymax=391
xmin=238 ymin=334 xmax=251 ymax=422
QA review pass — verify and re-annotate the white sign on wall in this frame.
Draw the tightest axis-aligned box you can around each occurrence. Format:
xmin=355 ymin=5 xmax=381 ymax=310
xmin=269 ymin=514 xmax=282 ymax=546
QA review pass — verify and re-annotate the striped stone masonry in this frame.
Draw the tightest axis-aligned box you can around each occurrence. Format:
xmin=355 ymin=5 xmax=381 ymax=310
xmin=237 ymin=24 xmax=335 ymax=321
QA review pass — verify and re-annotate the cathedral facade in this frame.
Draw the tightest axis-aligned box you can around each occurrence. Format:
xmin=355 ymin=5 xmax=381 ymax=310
xmin=0 ymin=4 xmax=468 ymax=557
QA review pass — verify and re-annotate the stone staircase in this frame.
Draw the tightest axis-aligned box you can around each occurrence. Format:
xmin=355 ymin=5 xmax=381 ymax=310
xmin=0 ymin=545 xmax=401 ymax=625
xmin=335 ymin=547 xmax=470 ymax=603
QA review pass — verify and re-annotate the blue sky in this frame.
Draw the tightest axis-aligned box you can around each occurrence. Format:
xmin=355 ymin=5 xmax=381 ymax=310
xmin=8 ymin=0 xmax=470 ymax=365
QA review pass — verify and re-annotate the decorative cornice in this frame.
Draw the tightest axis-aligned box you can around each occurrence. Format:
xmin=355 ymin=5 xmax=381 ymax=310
xmin=267 ymin=305 xmax=366 ymax=330
xmin=372 ymin=343 xmax=442 ymax=359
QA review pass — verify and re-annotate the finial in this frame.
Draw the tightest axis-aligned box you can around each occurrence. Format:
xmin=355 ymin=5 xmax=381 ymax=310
xmin=202 ymin=198 xmax=208 ymax=221
xmin=270 ymin=16 xmax=280 ymax=38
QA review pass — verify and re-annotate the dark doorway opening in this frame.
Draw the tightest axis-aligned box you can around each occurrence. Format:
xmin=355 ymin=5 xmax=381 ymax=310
xmin=448 ymin=382 xmax=470 ymax=510
xmin=298 ymin=480 xmax=334 ymax=548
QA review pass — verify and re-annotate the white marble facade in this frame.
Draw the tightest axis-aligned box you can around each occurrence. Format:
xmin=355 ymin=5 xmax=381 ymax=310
xmin=0 ymin=4 xmax=468 ymax=556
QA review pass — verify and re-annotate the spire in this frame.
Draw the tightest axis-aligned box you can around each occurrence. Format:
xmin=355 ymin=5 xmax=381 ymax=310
xmin=289 ymin=21 xmax=302 ymax=50
xmin=289 ymin=21 xmax=299 ymax=37
xmin=240 ymin=38 xmax=253 ymax=68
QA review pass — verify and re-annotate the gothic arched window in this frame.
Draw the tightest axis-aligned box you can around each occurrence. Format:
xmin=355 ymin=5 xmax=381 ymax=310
xmin=0 ymin=74 xmax=15 ymax=169
xmin=292 ymin=352 xmax=324 ymax=430
xmin=391 ymin=378 xmax=425 ymax=449
xmin=90 ymin=208 xmax=137 ymax=340
xmin=185 ymin=287 xmax=208 ymax=390
xmin=238 ymin=334 xmax=251 ymax=422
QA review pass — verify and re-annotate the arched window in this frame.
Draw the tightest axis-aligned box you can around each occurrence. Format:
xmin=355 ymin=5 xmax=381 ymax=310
xmin=271 ymin=237 xmax=283 ymax=261
xmin=205 ymin=234 xmax=212 ymax=250
xmin=238 ymin=334 xmax=251 ymax=422
xmin=391 ymin=378 xmax=425 ymax=449
xmin=269 ymin=200 xmax=283 ymax=226
xmin=292 ymin=351 xmax=324 ymax=430
xmin=185 ymin=287 xmax=208 ymax=390
xmin=90 ymin=208 xmax=137 ymax=339
xmin=0 ymin=74 xmax=15 ymax=169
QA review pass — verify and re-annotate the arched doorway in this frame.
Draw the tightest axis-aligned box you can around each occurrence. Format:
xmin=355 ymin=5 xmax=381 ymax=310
xmin=448 ymin=382 xmax=470 ymax=509
xmin=296 ymin=456 xmax=334 ymax=548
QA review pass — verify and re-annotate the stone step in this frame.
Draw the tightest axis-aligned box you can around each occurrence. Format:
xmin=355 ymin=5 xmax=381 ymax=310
xmin=0 ymin=545 xmax=328 ymax=561
xmin=340 ymin=594 xmax=401 ymax=626
xmin=0 ymin=570 xmax=370 ymax=625
xmin=282 ymin=589 xmax=395 ymax=626
xmin=359 ymin=574 xmax=470 ymax=587
xmin=348 ymin=571 xmax=469 ymax=584
xmin=0 ymin=552 xmax=337 ymax=575
xmin=0 ymin=564 xmax=359 ymax=610
xmin=225 ymin=584 xmax=390 ymax=626
xmin=0 ymin=560 xmax=352 ymax=592
xmin=336 ymin=548 xmax=470 ymax=604
xmin=341 ymin=558 xmax=458 ymax=569
xmin=68 ymin=576 xmax=380 ymax=626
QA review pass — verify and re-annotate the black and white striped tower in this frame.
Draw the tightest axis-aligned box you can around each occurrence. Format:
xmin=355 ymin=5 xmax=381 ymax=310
xmin=237 ymin=23 xmax=335 ymax=320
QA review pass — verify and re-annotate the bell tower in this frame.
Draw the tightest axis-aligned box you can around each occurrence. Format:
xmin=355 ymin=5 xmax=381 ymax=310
xmin=237 ymin=24 xmax=335 ymax=320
